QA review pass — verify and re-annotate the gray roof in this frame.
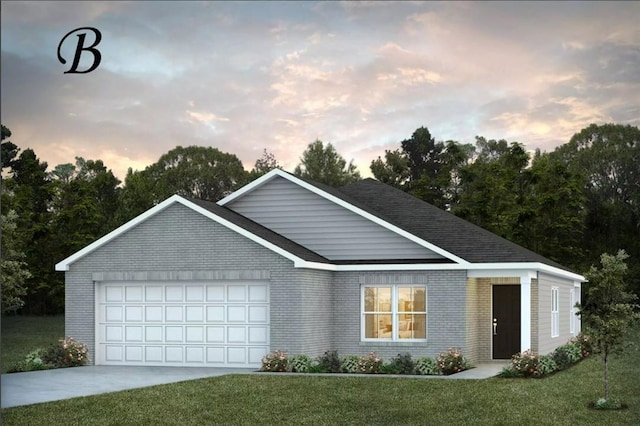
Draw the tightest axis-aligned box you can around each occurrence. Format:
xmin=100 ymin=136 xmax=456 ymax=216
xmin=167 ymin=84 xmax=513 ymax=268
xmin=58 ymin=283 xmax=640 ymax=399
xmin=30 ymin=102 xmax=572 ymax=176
xmin=196 ymin=173 xmax=574 ymax=272
xmin=337 ymin=178 xmax=572 ymax=270
xmin=187 ymin=197 xmax=330 ymax=264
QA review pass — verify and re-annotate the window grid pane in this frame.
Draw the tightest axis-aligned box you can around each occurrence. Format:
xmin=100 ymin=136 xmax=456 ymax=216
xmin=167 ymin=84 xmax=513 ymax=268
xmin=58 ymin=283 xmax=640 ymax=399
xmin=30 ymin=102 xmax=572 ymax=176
xmin=551 ymin=288 xmax=559 ymax=337
xmin=363 ymin=285 xmax=427 ymax=341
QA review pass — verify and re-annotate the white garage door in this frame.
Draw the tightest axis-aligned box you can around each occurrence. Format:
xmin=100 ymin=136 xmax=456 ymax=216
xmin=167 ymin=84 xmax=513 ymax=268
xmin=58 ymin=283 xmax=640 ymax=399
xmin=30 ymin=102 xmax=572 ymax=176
xmin=96 ymin=282 xmax=269 ymax=367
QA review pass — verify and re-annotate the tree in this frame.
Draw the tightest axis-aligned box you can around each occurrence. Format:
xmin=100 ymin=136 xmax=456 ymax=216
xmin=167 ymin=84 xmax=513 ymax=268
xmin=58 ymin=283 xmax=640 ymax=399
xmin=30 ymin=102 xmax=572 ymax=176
xmin=1 ymin=124 xmax=19 ymax=172
xmin=514 ymin=150 xmax=586 ymax=268
xmin=249 ymin=149 xmax=281 ymax=179
xmin=1 ymin=210 xmax=31 ymax=314
xmin=116 ymin=146 xmax=248 ymax=224
xmin=453 ymin=137 xmax=529 ymax=239
xmin=294 ymin=139 xmax=361 ymax=187
xmin=554 ymin=123 xmax=640 ymax=296
xmin=370 ymin=127 xmax=473 ymax=209
xmin=7 ymin=148 xmax=56 ymax=314
xmin=48 ymin=157 xmax=122 ymax=258
xmin=370 ymin=149 xmax=411 ymax=189
xmin=577 ymin=250 xmax=640 ymax=403
xmin=144 ymin=145 xmax=248 ymax=202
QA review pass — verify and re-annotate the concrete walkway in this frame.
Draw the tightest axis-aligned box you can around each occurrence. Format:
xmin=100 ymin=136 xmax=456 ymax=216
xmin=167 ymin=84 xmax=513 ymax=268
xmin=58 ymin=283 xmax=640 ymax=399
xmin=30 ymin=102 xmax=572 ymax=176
xmin=1 ymin=366 xmax=255 ymax=409
xmin=1 ymin=362 xmax=507 ymax=409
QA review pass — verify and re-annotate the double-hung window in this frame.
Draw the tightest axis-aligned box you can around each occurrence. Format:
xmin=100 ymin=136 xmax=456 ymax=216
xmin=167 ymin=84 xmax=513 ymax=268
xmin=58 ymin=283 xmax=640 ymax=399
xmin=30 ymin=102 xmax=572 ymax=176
xmin=551 ymin=287 xmax=559 ymax=337
xmin=362 ymin=285 xmax=427 ymax=341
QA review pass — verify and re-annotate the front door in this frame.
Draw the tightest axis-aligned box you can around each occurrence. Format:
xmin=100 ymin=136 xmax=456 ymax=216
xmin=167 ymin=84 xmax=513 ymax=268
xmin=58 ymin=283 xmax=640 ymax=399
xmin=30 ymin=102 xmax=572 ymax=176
xmin=492 ymin=285 xmax=521 ymax=359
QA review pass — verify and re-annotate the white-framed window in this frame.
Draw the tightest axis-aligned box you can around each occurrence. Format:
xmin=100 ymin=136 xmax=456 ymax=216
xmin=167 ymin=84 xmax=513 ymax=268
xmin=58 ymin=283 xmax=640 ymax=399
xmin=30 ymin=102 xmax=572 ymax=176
xmin=551 ymin=287 xmax=559 ymax=337
xmin=362 ymin=285 xmax=427 ymax=341
xmin=570 ymin=287 xmax=575 ymax=335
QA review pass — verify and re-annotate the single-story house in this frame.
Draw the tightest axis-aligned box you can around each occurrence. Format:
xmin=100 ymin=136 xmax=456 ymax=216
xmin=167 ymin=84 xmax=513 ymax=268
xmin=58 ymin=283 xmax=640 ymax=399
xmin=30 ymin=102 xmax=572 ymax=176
xmin=56 ymin=169 xmax=584 ymax=368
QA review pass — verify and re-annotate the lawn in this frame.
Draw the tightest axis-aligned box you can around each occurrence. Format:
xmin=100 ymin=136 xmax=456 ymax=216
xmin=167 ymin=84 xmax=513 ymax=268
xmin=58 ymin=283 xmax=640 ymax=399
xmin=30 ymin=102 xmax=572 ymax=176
xmin=1 ymin=315 xmax=65 ymax=373
xmin=1 ymin=317 xmax=639 ymax=425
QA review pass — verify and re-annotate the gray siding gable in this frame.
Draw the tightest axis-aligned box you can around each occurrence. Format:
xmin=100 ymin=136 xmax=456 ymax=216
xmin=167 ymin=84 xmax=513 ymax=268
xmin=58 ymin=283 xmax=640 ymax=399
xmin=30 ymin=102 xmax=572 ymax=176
xmin=226 ymin=175 xmax=443 ymax=261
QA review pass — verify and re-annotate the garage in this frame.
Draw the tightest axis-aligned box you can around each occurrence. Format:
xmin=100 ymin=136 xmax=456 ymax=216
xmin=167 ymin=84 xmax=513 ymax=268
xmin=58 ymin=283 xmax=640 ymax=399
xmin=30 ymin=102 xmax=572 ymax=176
xmin=95 ymin=281 xmax=270 ymax=367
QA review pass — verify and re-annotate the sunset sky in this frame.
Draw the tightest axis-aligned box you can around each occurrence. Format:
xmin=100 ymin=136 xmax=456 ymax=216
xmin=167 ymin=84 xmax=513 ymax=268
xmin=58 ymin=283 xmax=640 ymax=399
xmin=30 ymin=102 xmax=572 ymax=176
xmin=2 ymin=1 xmax=639 ymax=181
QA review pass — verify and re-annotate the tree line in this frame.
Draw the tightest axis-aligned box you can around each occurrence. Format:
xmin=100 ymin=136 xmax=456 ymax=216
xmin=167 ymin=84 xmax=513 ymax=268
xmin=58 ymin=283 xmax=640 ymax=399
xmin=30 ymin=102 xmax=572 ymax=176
xmin=1 ymin=123 xmax=639 ymax=315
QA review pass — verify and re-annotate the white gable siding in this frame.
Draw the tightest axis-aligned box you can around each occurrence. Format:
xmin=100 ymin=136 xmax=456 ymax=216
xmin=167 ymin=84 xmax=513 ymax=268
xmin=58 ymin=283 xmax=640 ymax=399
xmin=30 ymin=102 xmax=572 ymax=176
xmin=227 ymin=176 xmax=444 ymax=261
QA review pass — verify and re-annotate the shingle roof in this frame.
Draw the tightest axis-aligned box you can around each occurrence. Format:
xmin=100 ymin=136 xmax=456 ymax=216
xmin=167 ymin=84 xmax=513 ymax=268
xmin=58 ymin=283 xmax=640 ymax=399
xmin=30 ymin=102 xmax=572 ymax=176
xmin=336 ymin=178 xmax=573 ymax=271
xmin=187 ymin=197 xmax=330 ymax=264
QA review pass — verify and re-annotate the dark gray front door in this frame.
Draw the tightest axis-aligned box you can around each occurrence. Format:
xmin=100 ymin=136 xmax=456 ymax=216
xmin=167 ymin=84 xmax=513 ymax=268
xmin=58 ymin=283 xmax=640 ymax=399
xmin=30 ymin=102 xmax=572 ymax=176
xmin=492 ymin=285 xmax=521 ymax=359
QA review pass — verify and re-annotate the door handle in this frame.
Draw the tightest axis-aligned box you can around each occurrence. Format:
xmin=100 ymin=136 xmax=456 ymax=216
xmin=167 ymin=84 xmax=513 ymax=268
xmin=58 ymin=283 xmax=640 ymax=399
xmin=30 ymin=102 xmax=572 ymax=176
xmin=493 ymin=318 xmax=498 ymax=335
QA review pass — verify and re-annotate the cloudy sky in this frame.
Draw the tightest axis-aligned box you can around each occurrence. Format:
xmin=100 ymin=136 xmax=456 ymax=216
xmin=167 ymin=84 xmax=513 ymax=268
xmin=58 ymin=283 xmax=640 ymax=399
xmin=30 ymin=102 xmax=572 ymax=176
xmin=2 ymin=1 xmax=639 ymax=181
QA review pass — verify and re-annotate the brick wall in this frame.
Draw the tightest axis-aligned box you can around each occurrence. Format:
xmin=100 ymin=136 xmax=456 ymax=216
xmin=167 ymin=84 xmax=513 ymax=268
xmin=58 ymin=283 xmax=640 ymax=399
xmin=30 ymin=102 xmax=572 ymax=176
xmin=64 ymin=203 xmax=334 ymax=363
xmin=332 ymin=270 xmax=468 ymax=360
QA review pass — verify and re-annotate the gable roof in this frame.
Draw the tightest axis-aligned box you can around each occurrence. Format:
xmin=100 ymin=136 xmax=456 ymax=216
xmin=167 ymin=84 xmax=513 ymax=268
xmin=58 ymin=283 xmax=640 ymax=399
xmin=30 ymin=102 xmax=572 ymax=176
xmin=55 ymin=195 xmax=330 ymax=271
xmin=218 ymin=169 xmax=469 ymax=264
xmin=57 ymin=169 xmax=584 ymax=281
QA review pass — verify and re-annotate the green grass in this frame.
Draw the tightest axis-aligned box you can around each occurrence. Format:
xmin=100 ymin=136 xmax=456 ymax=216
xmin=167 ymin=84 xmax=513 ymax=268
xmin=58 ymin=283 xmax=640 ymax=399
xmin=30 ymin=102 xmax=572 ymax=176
xmin=2 ymin=318 xmax=639 ymax=425
xmin=1 ymin=315 xmax=65 ymax=373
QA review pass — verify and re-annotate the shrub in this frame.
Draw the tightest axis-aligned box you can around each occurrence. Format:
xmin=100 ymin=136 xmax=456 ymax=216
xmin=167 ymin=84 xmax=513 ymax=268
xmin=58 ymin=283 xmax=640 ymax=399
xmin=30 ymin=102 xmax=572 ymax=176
xmin=41 ymin=337 xmax=89 ymax=368
xmin=8 ymin=348 xmax=49 ymax=373
xmin=570 ymin=333 xmax=592 ymax=358
xmin=436 ymin=348 xmax=469 ymax=375
xmin=592 ymin=397 xmax=625 ymax=410
xmin=551 ymin=343 xmax=582 ymax=370
xmin=340 ymin=355 xmax=360 ymax=373
xmin=534 ymin=354 xmax=558 ymax=377
xmin=317 ymin=350 xmax=341 ymax=373
xmin=508 ymin=350 xmax=539 ymax=377
xmin=499 ymin=365 xmax=521 ymax=378
xmin=358 ymin=352 xmax=382 ymax=374
xmin=415 ymin=357 xmax=440 ymax=376
xmin=261 ymin=350 xmax=289 ymax=372
xmin=386 ymin=353 xmax=415 ymax=375
xmin=290 ymin=354 xmax=313 ymax=373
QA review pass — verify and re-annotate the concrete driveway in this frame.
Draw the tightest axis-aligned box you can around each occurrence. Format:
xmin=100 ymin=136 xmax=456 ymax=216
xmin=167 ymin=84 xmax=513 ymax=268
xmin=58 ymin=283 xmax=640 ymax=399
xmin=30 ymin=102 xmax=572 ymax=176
xmin=1 ymin=366 xmax=256 ymax=408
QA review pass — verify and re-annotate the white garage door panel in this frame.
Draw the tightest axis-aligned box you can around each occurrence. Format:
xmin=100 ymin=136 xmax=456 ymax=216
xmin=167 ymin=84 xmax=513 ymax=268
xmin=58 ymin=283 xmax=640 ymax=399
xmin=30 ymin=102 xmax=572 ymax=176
xmin=97 ymin=282 xmax=269 ymax=367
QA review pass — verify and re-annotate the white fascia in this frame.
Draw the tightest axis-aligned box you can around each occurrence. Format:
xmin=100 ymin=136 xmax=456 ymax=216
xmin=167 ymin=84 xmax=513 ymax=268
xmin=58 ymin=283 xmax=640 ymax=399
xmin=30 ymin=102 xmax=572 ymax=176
xmin=217 ymin=169 xmax=283 ymax=205
xmin=295 ymin=260 xmax=585 ymax=282
xmin=466 ymin=263 xmax=584 ymax=282
xmin=218 ymin=169 xmax=468 ymax=265
xmin=55 ymin=195 xmax=306 ymax=272
xmin=56 ymin=195 xmax=183 ymax=271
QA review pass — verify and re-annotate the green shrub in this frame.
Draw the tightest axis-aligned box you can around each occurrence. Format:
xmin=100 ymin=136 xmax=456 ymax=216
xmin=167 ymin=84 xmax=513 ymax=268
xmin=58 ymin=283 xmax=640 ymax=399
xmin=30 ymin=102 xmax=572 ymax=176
xmin=551 ymin=343 xmax=582 ymax=370
xmin=592 ymin=397 xmax=625 ymax=410
xmin=436 ymin=348 xmax=469 ymax=375
xmin=386 ymin=352 xmax=415 ymax=375
xmin=261 ymin=350 xmax=289 ymax=372
xmin=8 ymin=348 xmax=49 ymax=373
xmin=415 ymin=357 xmax=440 ymax=375
xmin=381 ymin=362 xmax=401 ymax=374
xmin=317 ymin=350 xmax=341 ymax=373
xmin=534 ymin=355 xmax=558 ymax=377
xmin=358 ymin=352 xmax=382 ymax=374
xmin=290 ymin=354 xmax=312 ymax=373
xmin=499 ymin=365 xmax=521 ymax=378
xmin=340 ymin=355 xmax=360 ymax=373
xmin=40 ymin=337 xmax=89 ymax=368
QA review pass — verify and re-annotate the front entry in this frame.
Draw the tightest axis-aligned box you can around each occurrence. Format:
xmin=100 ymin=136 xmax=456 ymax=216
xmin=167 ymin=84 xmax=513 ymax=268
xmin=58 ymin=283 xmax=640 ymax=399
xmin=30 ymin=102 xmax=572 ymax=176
xmin=492 ymin=285 xmax=521 ymax=359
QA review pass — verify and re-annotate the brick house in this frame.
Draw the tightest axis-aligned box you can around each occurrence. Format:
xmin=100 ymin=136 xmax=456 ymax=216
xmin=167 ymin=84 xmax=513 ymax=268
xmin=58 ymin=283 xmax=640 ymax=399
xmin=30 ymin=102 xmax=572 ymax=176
xmin=57 ymin=169 xmax=584 ymax=367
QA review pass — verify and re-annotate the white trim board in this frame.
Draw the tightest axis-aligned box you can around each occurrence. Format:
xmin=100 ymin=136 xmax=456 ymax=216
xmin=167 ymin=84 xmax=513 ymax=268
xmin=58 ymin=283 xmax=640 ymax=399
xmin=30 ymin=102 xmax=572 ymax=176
xmin=55 ymin=195 xmax=306 ymax=271
xmin=55 ymin=193 xmax=585 ymax=283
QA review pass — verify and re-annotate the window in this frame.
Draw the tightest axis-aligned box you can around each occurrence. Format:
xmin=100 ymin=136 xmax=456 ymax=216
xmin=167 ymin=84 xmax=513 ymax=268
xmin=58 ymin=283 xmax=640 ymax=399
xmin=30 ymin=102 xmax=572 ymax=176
xmin=551 ymin=287 xmax=559 ymax=337
xmin=362 ymin=285 xmax=427 ymax=341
